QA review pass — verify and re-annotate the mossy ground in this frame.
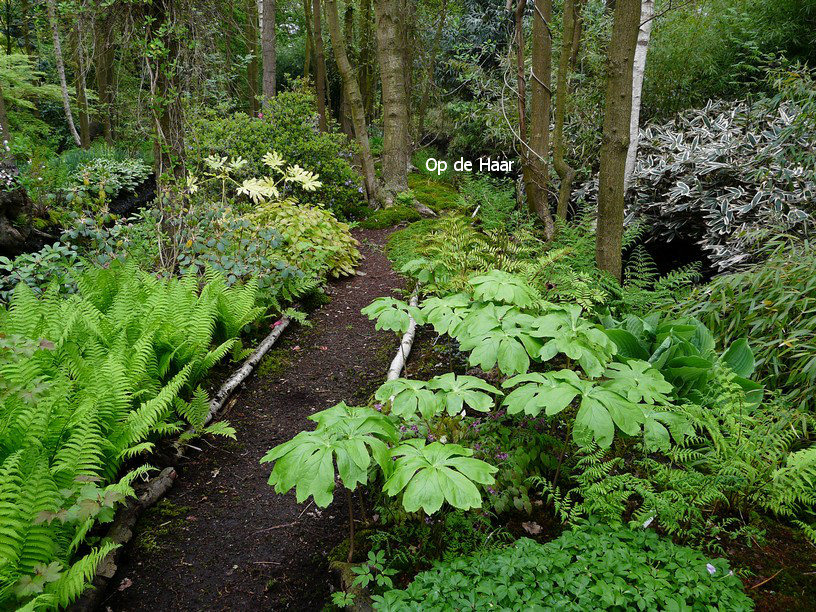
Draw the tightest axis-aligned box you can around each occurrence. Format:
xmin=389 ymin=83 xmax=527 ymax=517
xmin=134 ymin=499 xmax=192 ymax=553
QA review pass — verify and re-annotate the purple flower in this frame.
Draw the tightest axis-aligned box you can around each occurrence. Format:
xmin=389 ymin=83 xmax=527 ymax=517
xmin=495 ymin=452 xmax=509 ymax=461
xmin=427 ymin=433 xmax=436 ymax=442
xmin=399 ymin=425 xmax=407 ymax=433
xmin=487 ymin=487 xmax=497 ymax=495
xmin=410 ymin=424 xmax=419 ymax=433
xmin=374 ymin=403 xmax=383 ymax=412
xmin=424 ymin=516 xmax=434 ymax=525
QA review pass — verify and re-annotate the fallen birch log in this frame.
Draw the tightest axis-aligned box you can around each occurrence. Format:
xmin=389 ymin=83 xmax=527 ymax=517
xmin=73 ymin=316 xmax=292 ymax=610
xmin=171 ymin=316 xmax=290 ymax=458
xmin=67 ymin=467 xmax=177 ymax=612
xmin=387 ymin=294 xmax=419 ymax=380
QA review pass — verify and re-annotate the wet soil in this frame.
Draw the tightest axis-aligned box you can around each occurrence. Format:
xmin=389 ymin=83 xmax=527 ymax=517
xmin=103 ymin=228 xmax=405 ymax=611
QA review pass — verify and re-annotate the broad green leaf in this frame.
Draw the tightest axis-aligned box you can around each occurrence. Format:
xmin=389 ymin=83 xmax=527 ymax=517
xmin=721 ymin=338 xmax=755 ymax=377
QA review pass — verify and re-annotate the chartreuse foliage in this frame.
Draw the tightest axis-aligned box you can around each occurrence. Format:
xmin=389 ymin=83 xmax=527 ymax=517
xmin=373 ymin=520 xmax=752 ymax=610
xmin=0 ymin=262 xmax=261 ymax=609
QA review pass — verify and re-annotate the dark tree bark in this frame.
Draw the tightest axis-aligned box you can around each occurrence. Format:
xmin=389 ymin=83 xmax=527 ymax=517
xmin=527 ymin=0 xmax=554 ymax=238
xmin=313 ymin=0 xmax=328 ymax=131
xmin=553 ymin=0 xmax=583 ymax=219
xmin=262 ymin=0 xmax=276 ymax=98
xmin=596 ymin=0 xmax=641 ymax=280
xmin=374 ymin=0 xmax=410 ymax=205
xmin=339 ymin=3 xmax=355 ymax=137
xmin=303 ymin=0 xmax=313 ymax=78
xmin=325 ymin=0 xmax=379 ymax=204
xmin=358 ymin=0 xmax=375 ymax=121
xmin=245 ymin=0 xmax=260 ymax=115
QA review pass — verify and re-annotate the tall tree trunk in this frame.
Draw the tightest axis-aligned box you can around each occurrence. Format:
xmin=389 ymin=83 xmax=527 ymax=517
xmin=374 ymin=0 xmax=409 ymax=205
xmin=46 ymin=0 xmax=82 ymax=146
xmin=73 ymin=21 xmax=91 ymax=148
xmin=570 ymin=0 xmax=584 ymax=69
xmin=596 ymin=0 xmax=640 ymax=280
xmin=358 ymin=0 xmax=375 ymax=121
xmin=21 ymin=0 xmax=33 ymax=56
xmin=262 ymin=0 xmax=276 ymax=98
xmin=313 ymin=0 xmax=328 ymax=130
xmin=303 ymin=0 xmax=313 ymax=78
xmin=416 ymin=0 xmax=447 ymax=145
xmin=325 ymin=0 xmax=379 ymax=204
xmin=246 ymin=0 xmax=259 ymax=115
xmin=553 ymin=0 xmax=582 ymax=219
xmin=0 ymin=78 xmax=11 ymax=143
xmin=623 ymin=0 xmax=653 ymax=191
xmin=339 ymin=3 xmax=354 ymax=136
xmin=94 ymin=13 xmax=115 ymax=144
xmin=527 ymin=0 xmax=554 ymax=238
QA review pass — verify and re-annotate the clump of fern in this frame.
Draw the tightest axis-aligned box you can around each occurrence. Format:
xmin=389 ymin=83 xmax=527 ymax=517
xmin=0 ymin=261 xmax=262 ymax=608
xmin=533 ymin=367 xmax=816 ymax=552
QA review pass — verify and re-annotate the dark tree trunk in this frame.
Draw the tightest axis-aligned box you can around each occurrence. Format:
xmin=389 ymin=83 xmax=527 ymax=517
xmin=262 ymin=0 xmax=276 ymax=98
xmin=596 ymin=0 xmax=640 ymax=280
xmin=325 ymin=0 xmax=379 ymax=204
xmin=374 ymin=0 xmax=410 ymax=205
xmin=313 ymin=0 xmax=328 ymax=131
xmin=246 ymin=0 xmax=259 ymax=115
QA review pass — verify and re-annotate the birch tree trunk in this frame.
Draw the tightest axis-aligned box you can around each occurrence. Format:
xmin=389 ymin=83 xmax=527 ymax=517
xmin=374 ymin=0 xmax=410 ymax=205
xmin=623 ymin=0 xmax=653 ymax=191
xmin=313 ymin=0 xmax=328 ymax=131
xmin=47 ymin=0 xmax=82 ymax=147
xmin=595 ymin=0 xmax=641 ymax=280
xmin=325 ymin=0 xmax=380 ymax=204
xmin=262 ymin=0 xmax=276 ymax=98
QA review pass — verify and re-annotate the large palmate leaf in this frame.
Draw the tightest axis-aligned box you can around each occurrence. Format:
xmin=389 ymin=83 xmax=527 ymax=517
xmin=603 ymin=360 xmax=674 ymax=405
xmin=375 ymin=379 xmax=441 ymax=420
xmin=362 ymin=297 xmax=422 ymax=334
xmin=455 ymin=305 xmax=542 ymax=375
xmin=383 ymin=439 xmax=497 ymax=514
xmin=502 ymin=370 xmax=582 ymax=416
xmin=530 ymin=305 xmax=617 ymax=377
xmin=261 ymin=403 xmax=398 ymax=507
xmin=418 ymin=293 xmax=471 ymax=336
xmin=572 ymin=383 xmax=644 ymax=448
xmin=426 ymin=373 xmax=502 ymax=415
xmin=468 ymin=270 xmax=536 ymax=307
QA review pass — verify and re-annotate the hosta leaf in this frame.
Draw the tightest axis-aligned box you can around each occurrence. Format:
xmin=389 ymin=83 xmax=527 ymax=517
xmin=721 ymin=338 xmax=755 ymax=378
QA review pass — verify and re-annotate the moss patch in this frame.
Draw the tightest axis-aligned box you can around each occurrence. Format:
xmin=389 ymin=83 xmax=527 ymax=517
xmin=359 ymin=206 xmax=422 ymax=229
xmin=134 ymin=499 xmax=192 ymax=553
xmin=408 ymin=174 xmax=462 ymax=212
xmin=257 ymin=347 xmax=292 ymax=379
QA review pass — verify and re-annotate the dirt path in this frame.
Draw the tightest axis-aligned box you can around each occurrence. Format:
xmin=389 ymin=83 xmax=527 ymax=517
xmin=104 ymin=228 xmax=403 ymax=611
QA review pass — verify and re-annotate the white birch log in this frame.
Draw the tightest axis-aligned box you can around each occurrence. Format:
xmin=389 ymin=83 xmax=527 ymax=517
xmin=624 ymin=0 xmax=654 ymax=192
xmin=387 ymin=294 xmax=419 ymax=380
xmin=172 ymin=316 xmax=290 ymax=457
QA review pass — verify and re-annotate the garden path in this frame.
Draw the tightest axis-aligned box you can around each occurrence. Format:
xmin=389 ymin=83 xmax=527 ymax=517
xmin=103 ymin=228 xmax=403 ymax=611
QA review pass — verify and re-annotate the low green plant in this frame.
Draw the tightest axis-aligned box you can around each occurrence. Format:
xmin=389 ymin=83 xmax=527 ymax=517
xmin=0 ymin=243 xmax=84 ymax=302
xmin=0 ymin=262 xmax=259 ymax=608
xmin=63 ymin=157 xmax=152 ymax=211
xmin=374 ymin=520 xmax=753 ymax=610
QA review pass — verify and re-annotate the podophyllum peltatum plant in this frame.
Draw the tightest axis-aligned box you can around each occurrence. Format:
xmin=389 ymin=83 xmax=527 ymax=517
xmin=0 ymin=263 xmax=261 ymax=609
